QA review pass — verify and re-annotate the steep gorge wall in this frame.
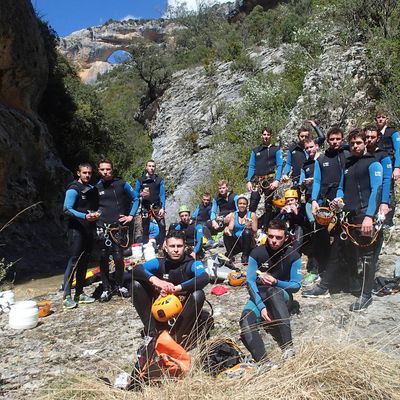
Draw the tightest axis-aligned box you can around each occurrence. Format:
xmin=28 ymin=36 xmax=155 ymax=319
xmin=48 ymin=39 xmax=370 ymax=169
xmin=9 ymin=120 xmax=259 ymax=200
xmin=0 ymin=0 xmax=70 ymax=275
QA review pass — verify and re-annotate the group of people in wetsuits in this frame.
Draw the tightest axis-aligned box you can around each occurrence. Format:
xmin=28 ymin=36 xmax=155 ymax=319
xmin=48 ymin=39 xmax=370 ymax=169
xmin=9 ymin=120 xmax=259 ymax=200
xmin=62 ymin=110 xmax=399 ymax=367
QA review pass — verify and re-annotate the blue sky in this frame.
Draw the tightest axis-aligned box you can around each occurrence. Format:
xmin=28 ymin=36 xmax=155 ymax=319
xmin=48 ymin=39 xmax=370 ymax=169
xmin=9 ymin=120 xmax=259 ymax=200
xmin=32 ymin=0 xmax=231 ymax=37
xmin=32 ymin=0 xmax=169 ymax=37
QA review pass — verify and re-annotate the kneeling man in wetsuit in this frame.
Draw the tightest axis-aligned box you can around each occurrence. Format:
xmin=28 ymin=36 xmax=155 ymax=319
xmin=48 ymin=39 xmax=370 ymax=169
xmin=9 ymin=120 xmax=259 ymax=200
xmin=131 ymin=230 xmax=210 ymax=348
xmin=240 ymin=219 xmax=302 ymax=366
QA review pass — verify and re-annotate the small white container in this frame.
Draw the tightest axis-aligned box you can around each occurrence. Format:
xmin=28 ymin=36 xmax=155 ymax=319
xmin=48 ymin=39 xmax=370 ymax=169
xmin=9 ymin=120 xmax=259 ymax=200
xmin=9 ymin=300 xmax=39 ymax=330
xmin=131 ymin=243 xmax=143 ymax=260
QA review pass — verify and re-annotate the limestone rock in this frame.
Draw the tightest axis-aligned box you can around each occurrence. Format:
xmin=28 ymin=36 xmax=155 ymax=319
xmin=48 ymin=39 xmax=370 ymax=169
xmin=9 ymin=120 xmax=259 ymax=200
xmin=0 ymin=0 xmax=70 ymax=274
xmin=0 ymin=0 xmax=48 ymax=113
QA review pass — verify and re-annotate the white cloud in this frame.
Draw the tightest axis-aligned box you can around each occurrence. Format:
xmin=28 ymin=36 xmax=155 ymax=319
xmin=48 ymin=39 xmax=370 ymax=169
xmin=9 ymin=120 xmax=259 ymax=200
xmin=167 ymin=0 xmax=232 ymax=12
xmin=121 ymin=14 xmax=140 ymax=21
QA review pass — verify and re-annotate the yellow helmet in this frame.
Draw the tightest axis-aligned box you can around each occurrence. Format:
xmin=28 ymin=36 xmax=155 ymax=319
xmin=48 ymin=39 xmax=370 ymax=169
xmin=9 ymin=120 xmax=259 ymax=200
xmin=151 ymin=294 xmax=183 ymax=322
xmin=284 ymin=189 xmax=298 ymax=199
xmin=228 ymin=271 xmax=246 ymax=287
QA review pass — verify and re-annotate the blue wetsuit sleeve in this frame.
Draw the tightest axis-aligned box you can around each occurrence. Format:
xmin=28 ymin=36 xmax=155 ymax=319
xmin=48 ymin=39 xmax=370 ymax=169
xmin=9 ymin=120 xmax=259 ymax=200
xmin=276 ymin=258 xmax=302 ymax=293
xmin=275 ymin=149 xmax=283 ymax=180
xmin=63 ymin=189 xmax=86 ymax=220
xmin=149 ymin=221 xmax=160 ymax=238
xmin=366 ymin=162 xmax=383 ymax=217
xmin=174 ymin=223 xmax=182 ymax=230
xmin=311 ymin=161 xmax=321 ymax=201
xmin=336 ymin=170 xmax=344 ymax=199
xmin=194 ymin=224 xmax=203 ymax=254
xmin=192 ymin=205 xmax=200 ymax=220
xmin=391 ymin=131 xmax=400 ymax=168
xmin=381 ymin=155 xmax=392 ymax=204
xmin=123 ymin=181 xmax=138 ymax=216
xmin=160 ymin=179 xmax=166 ymax=209
xmin=283 ymin=150 xmax=292 ymax=175
xmin=246 ymin=256 xmax=265 ymax=312
xmin=180 ymin=260 xmax=209 ymax=292
xmin=141 ymin=258 xmax=160 ymax=279
xmin=210 ymin=199 xmax=217 ymax=220
xmin=314 ymin=125 xmax=325 ymax=145
xmin=299 ymin=168 xmax=305 ymax=185
xmin=247 ymin=151 xmax=256 ymax=182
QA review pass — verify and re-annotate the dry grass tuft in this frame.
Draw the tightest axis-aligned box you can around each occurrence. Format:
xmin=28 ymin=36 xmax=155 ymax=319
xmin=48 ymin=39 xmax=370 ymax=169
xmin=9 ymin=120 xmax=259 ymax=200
xmin=37 ymin=338 xmax=400 ymax=400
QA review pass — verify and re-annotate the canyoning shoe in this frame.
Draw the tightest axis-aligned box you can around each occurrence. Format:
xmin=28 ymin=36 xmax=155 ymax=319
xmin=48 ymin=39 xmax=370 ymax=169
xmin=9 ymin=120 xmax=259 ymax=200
xmin=281 ymin=347 xmax=296 ymax=362
xmin=302 ymin=284 xmax=330 ymax=298
xmin=303 ymin=272 xmax=319 ymax=286
xmin=257 ymin=360 xmax=278 ymax=374
xmin=117 ymin=286 xmax=130 ymax=298
xmin=349 ymin=295 xmax=372 ymax=312
xmin=75 ymin=293 xmax=95 ymax=304
xmin=99 ymin=290 xmax=112 ymax=303
xmin=241 ymin=255 xmax=249 ymax=266
xmin=63 ymin=296 xmax=78 ymax=310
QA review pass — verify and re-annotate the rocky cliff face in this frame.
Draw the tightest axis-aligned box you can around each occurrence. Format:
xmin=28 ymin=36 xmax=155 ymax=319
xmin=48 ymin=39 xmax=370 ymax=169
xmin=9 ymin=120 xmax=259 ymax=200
xmin=150 ymin=46 xmax=290 ymax=223
xmin=0 ymin=0 xmax=70 ymax=275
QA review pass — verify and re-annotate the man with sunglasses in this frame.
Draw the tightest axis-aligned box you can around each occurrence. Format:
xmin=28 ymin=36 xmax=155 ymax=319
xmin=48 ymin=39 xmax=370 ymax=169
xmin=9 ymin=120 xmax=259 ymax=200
xmin=240 ymin=219 xmax=302 ymax=366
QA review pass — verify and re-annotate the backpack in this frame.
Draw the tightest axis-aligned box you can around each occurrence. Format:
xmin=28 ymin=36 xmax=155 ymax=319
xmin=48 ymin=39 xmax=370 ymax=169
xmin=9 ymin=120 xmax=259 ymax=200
xmin=199 ymin=338 xmax=243 ymax=377
xmin=129 ymin=330 xmax=191 ymax=390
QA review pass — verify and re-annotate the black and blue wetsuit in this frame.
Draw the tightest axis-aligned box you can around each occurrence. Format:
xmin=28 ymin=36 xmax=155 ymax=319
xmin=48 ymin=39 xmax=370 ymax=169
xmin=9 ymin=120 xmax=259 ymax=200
xmin=63 ymin=181 xmax=99 ymax=299
xmin=319 ymin=153 xmax=383 ymax=295
xmin=311 ymin=148 xmax=349 ymax=204
xmin=192 ymin=202 xmax=213 ymax=240
xmin=96 ymin=177 xmax=137 ymax=293
xmin=133 ymin=174 xmax=166 ymax=246
xmin=210 ymin=192 xmax=238 ymax=234
xmin=132 ymin=255 xmax=209 ymax=346
xmin=283 ymin=126 xmax=325 ymax=185
xmin=247 ymin=144 xmax=283 ymax=229
xmin=174 ymin=221 xmax=204 ymax=255
xmin=240 ymin=244 xmax=301 ymax=362
xmin=223 ymin=210 xmax=255 ymax=261
xmin=299 ymin=157 xmax=317 ymax=222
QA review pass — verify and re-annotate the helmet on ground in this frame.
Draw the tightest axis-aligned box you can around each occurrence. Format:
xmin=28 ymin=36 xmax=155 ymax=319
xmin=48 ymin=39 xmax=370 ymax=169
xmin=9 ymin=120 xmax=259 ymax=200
xmin=315 ymin=207 xmax=334 ymax=226
xmin=228 ymin=271 xmax=246 ymax=287
xmin=151 ymin=294 xmax=183 ymax=322
xmin=178 ymin=205 xmax=190 ymax=215
xmin=284 ymin=189 xmax=298 ymax=199
xmin=272 ymin=198 xmax=286 ymax=208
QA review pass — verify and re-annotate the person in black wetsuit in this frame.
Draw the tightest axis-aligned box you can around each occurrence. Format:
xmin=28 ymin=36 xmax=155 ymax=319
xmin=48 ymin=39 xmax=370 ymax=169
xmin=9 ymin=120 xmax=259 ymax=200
xmin=191 ymin=192 xmax=215 ymax=247
xmin=375 ymin=110 xmax=400 ymax=226
xmin=133 ymin=160 xmax=166 ymax=247
xmin=304 ymin=129 xmax=383 ymax=311
xmin=210 ymin=180 xmax=238 ymax=233
xmin=246 ymin=127 xmax=283 ymax=230
xmin=282 ymin=120 xmax=325 ymax=186
xmin=240 ymin=219 xmax=302 ymax=365
xmin=223 ymin=195 xmax=257 ymax=265
xmin=171 ymin=205 xmax=204 ymax=259
xmin=62 ymin=163 xmax=99 ymax=310
xmin=96 ymin=159 xmax=137 ymax=302
xmin=131 ymin=230 xmax=210 ymax=348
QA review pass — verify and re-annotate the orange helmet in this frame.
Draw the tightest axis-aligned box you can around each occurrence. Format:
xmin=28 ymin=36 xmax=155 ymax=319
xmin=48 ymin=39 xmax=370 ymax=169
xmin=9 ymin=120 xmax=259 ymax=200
xmin=151 ymin=294 xmax=183 ymax=322
xmin=272 ymin=198 xmax=286 ymax=208
xmin=284 ymin=189 xmax=298 ymax=199
xmin=315 ymin=207 xmax=334 ymax=226
xmin=228 ymin=271 xmax=247 ymax=287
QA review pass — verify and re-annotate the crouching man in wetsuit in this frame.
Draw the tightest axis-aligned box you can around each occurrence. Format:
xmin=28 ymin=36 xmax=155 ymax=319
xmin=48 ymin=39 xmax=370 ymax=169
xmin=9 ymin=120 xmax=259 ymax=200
xmin=240 ymin=219 xmax=302 ymax=366
xmin=131 ymin=230 xmax=211 ymax=348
